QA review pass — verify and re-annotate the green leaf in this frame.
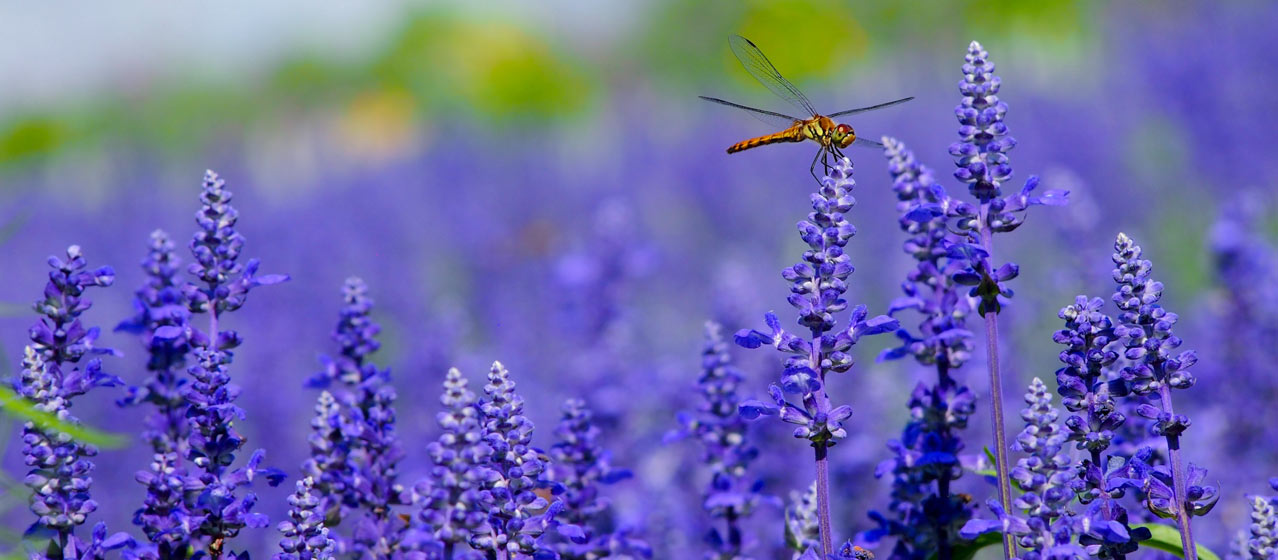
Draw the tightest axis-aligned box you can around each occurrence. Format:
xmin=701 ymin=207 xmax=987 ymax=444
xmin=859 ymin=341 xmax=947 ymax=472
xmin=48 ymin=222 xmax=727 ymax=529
xmin=928 ymin=532 xmax=1002 ymax=560
xmin=1133 ymin=523 xmax=1220 ymax=560
xmin=984 ymin=445 xmax=997 ymax=469
xmin=0 ymin=386 xmax=128 ymax=449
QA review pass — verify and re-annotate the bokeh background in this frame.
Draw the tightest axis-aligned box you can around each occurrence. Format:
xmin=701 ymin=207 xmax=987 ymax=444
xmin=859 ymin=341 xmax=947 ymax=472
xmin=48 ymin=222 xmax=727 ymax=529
xmin=2 ymin=1 xmax=1276 ymax=557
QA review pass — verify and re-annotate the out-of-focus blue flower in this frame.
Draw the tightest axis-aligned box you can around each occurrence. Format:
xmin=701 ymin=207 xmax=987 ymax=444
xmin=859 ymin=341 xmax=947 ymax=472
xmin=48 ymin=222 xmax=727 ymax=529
xmin=304 ymin=278 xmax=408 ymax=556
xmin=867 ymin=137 xmax=976 ymax=560
xmin=1239 ymin=480 xmax=1278 ymax=560
xmin=16 ymin=246 xmax=130 ymax=558
xmin=471 ymin=361 xmax=564 ymax=558
xmin=275 ymin=477 xmax=335 ymax=560
xmin=302 ymin=391 xmax=355 ymax=529
xmin=670 ymin=322 xmax=765 ymax=559
xmin=549 ymin=398 xmax=648 ymax=559
xmin=114 ymin=230 xmax=197 ymax=555
xmin=785 ymin=483 xmax=820 ymax=559
xmin=117 ymin=230 xmax=192 ymax=454
xmin=416 ymin=367 xmax=493 ymax=559
xmin=180 ymin=170 xmax=288 ymax=557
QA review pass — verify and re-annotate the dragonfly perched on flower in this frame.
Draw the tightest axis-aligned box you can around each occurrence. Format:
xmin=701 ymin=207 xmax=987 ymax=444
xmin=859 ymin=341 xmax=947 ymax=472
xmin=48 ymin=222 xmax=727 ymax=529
xmin=701 ymin=35 xmax=913 ymax=181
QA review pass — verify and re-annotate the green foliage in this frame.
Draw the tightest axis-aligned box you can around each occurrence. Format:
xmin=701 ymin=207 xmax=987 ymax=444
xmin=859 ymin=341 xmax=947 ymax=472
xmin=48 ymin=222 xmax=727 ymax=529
xmin=1134 ymin=523 xmax=1221 ymax=560
xmin=0 ymin=385 xmax=128 ymax=449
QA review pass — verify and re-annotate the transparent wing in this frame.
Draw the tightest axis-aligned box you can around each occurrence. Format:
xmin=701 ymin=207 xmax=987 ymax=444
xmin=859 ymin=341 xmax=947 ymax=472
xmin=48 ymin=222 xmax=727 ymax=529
xmin=728 ymin=35 xmax=819 ymax=117
xmin=698 ymin=96 xmax=801 ymax=128
xmin=851 ymin=136 xmax=885 ymax=149
xmin=828 ymin=96 xmax=914 ymax=118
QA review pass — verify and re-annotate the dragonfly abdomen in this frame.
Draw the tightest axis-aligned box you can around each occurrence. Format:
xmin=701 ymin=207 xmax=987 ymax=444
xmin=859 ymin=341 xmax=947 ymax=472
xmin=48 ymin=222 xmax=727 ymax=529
xmin=727 ymin=126 xmax=806 ymax=153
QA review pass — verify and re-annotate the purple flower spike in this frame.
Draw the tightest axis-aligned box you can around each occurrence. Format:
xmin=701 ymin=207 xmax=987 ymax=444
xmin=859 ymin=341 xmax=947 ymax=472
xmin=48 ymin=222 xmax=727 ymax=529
xmin=866 ymin=137 xmax=977 ymax=560
xmin=275 ymin=477 xmax=335 ymax=560
xmin=671 ymin=322 xmax=765 ymax=560
xmin=1244 ymin=492 xmax=1277 ymax=559
xmin=735 ymin=158 xmax=895 ymax=557
xmin=302 ymin=278 xmax=408 ymax=556
xmin=1109 ymin=232 xmax=1210 ymax=559
xmin=177 ymin=170 xmax=286 ymax=558
xmin=549 ymin=398 xmax=648 ymax=559
xmin=17 ymin=247 xmax=127 ymax=555
xmin=417 ymin=367 xmax=494 ymax=557
xmin=471 ymin=362 xmax=561 ymax=558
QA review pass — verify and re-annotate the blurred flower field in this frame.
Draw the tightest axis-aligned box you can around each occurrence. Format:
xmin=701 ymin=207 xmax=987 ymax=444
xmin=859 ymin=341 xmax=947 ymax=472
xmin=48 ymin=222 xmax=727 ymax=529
xmin=1 ymin=2 xmax=1276 ymax=559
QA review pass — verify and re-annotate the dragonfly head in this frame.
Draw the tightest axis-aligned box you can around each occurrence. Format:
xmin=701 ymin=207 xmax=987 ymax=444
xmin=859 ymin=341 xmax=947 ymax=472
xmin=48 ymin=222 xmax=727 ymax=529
xmin=832 ymin=123 xmax=856 ymax=148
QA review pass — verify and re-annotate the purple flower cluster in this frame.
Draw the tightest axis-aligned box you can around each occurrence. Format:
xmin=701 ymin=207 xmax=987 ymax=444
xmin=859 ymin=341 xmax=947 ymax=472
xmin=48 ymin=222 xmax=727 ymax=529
xmin=7 ymin=30 xmax=1274 ymax=560
xmin=670 ymin=322 xmax=767 ymax=559
xmin=735 ymin=158 xmax=897 ymax=557
xmin=864 ymin=137 xmax=977 ymax=560
xmin=302 ymin=277 xmax=408 ymax=556
xmin=16 ymin=246 xmax=132 ymax=559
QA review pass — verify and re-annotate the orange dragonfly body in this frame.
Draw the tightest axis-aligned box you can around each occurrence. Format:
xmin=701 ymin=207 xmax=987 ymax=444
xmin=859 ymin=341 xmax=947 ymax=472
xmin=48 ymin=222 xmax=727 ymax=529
xmin=702 ymin=35 xmax=913 ymax=181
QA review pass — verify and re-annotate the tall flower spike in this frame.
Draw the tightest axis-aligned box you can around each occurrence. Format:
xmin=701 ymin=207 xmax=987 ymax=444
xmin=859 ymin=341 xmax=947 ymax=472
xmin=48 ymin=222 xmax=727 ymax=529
xmin=869 ymin=137 xmax=976 ymax=560
xmin=962 ymin=379 xmax=1090 ymax=559
xmin=735 ymin=159 xmax=897 ymax=557
xmin=417 ymin=367 xmax=492 ymax=558
xmin=1052 ymin=296 xmax=1149 ymax=557
xmin=549 ymin=399 xmax=646 ymax=559
xmin=1110 ymin=233 xmax=1215 ymax=560
xmin=670 ymin=322 xmax=764 ymax=560
xmin=472 ymin=362 xmax=561 ymax=558
xmin=181 ymin=170 xmax=287 ymax=558
xmin=305 ymin=278 xmax=407 ymax=556
xmin=275 ymin=477 xmax=335 ymax=560
xmin=17 ymin=246 xmax=131 ymax=558
xmin=115 ymin=230 xmax=197 ymax=555
xmin=939 ymin=42 xmax=1066 ymax=560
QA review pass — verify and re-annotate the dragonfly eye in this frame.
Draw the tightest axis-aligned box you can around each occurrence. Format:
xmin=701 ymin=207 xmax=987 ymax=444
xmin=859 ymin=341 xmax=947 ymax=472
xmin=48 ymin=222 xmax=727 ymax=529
xmin=835 ymin=123 xmax=853 ymax=136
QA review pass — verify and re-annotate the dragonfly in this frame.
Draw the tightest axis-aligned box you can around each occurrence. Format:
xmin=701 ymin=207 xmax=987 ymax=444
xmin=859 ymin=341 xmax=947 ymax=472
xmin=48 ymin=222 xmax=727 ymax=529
xmin=701 ymin=35 xmax=913 ymax=182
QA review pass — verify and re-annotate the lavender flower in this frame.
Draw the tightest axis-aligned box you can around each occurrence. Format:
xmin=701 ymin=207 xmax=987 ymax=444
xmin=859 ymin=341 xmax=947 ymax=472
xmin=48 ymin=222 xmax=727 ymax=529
xmin=940 ymin=42 xmax=1066 ymax=559
xmin=180 ymin=170 xmax=287 ymax=558
xmin=735 ymin=158 xmax=897 ymax=556
xmin=1110 ymin=233 xmax=1216 ymax=558
xmin=115 ymin=230 xmax=197 ymax=556
xmin=416 ymin=367 xmax=491 ymax=558
xmin=117 ymin=230 xmax=192 ymax=455
xmin=472 ymin=361 xmax=562 ymax=558
xmin=785 ymin=483 xmax=820 ymax=558
xmin=1242 ymin=483 xmax=1277 ymax=559
xmin=867 ymin=137 xmax=976 ymax=560
xmin=962 ymin=378 xmax=1086 ymax=560
xmin=305 ymin=278 xmax=408 ymax=556
xmin=302 ymin=391 xmax=355 ymax=527
xmin=1052 ymin=296 xmax=1149 ymax=558
xmin=16 ymin=246 xmax=131 ymax=558
xmin=275 ymin=477 xmax=335 ymax=560
xmin=671 ymin=322 xmax=764 ymax=560
xmin=549 ymin=398 xmax=647 ymax=559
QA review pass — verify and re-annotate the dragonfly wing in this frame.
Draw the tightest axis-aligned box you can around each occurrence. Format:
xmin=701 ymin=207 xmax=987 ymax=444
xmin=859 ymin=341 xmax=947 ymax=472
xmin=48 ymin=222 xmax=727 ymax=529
xmin=828 ymin=96 xmax=915 ymax=118
xmin=851 ymin=136 xmax=885 ymax=149
xmin=698 ymin=96 xmax=801 ymax=128
xmin=728 ymin=35 xmax=820 ymax=117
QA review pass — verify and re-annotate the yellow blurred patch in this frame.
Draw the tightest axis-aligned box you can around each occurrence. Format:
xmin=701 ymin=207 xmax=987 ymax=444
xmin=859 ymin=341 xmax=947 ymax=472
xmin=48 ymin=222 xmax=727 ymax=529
xmin=335 ymin=87 xmax=422 ymax=161
xmin=735 ymin=0 xmax=867 ymax=85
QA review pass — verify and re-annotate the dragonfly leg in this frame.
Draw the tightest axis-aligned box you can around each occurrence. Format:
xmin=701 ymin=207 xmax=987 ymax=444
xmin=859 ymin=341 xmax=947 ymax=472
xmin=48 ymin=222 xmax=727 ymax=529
xmin=821 ymin=150 xmax=831 ymax=176
xmin=809 ymin=149 xmax=823 ymax=183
